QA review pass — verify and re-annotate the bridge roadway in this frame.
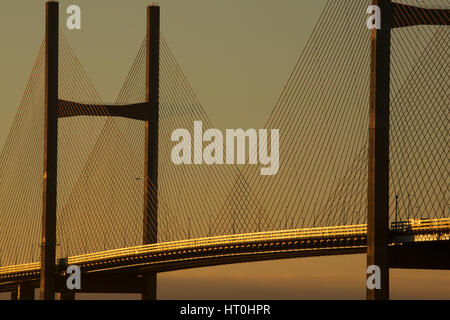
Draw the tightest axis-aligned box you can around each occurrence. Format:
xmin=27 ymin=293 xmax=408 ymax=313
xmin=0 ymin=218 xmax=449 ymax=293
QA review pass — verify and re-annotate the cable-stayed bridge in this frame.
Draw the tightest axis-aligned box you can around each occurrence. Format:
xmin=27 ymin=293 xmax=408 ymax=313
xmin=0 ymin=1 xmax=449 ymax=300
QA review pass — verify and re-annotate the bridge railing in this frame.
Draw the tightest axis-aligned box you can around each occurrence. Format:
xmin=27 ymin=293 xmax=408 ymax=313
xmin=0 ymin=262 xmax=41 ymax=276
xmin=68 ymin=217 xmax=450 ymax=265
xmin=391 ymin=218 xmax=450 ymax=232
xmin=67 ymin=224 xmax=369 ymax=265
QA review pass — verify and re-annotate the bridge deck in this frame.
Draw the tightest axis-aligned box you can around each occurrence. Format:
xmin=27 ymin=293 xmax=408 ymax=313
xmin=0 ymin=218 xmax=448 ymax=289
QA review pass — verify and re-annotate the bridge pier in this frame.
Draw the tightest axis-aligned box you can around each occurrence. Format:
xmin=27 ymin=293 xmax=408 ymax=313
xmin=57 ymin=291 xmax=75 ymax=300
xmin=10 ymin=284 xmax=35 ymax=300
xmin=142 ymin=273 xmax=157 ymax=300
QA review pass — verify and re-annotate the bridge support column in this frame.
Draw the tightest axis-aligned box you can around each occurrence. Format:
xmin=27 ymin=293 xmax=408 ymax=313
xmin=40 ymin=1 xmax=59 ymax=300
xmin=367 ymin=0 xmax=392 ymax=300
xmin=18 ymin=284 xmax=35 ymax=300
xmin=57 ymin=291 xmax=75 ymax=300
xmin=10 ymin=284 xmax=35 ymax=300
xmin=10 ymin=289 xmax=18 ymax=300
xmin=142 ymin=273 xmax=157 ymax=300
xmin=142 ymin=4 xmax=160 ymax=300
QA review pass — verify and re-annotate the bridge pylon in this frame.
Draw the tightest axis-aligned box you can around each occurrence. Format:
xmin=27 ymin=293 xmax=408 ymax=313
xmin=36 ymin=2 xmax=162 ymax=300
xmin=40 ymin=0 xmax=59 ymax=300
xmin=142 ymin=4 xmax=160 ymax=300
xmin=367 ymin=0 xmax=449 ymax=300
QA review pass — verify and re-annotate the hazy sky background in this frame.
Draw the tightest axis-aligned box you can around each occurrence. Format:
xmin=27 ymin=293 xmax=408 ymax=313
xmin=0 ymin=0 xmax=449 ymax=299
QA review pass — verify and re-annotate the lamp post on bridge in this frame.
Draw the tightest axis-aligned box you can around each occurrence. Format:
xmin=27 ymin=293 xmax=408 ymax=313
xmin=407 ymin=193 xmax=411 ymax=220
xmin=395 ymin=194 xmax=399 ymax=223
xmin=342 ymin=201 xmax=346 ymax=225
xmin=188 ymin=217 xmax=191 ymax=239
xmin=313 ymin=203 xmax=316 ymax=228
xmin=208 ymin=214 xmax=212 ymax=237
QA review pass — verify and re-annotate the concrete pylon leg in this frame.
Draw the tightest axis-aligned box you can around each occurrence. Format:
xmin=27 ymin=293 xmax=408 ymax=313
xmin=11 ymin=285 xmax=35 ymax=300
xmin=142 ymin=273 xmax=157 ymax=300
xmin=10 ymin=289 xmax=18 ymax=300
xmin=142 ymin=5 xmax=160 ymax=302
xmin=18 ymin=284 xmax=35 ymax=300
xmin=367 ymin=0 xmax=392 ymax=300
xmin=40 ymin=1 xmax=59 ymax=300
xmin=57 ymin=291 xmax=75 ymax=300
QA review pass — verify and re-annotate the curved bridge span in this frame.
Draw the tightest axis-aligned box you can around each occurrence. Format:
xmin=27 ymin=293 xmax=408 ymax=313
xmin=1 ymin=218 xmax=449 ymax=293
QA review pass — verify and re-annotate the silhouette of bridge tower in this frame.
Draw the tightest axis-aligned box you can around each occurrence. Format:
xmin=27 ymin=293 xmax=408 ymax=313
xmin=367 ymin=0 xmax=449 ymax=300
xmin=41 ymin=2 xmax=160 ymax=299
xmin=0 ymin=0 xmax=448 ymax=301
